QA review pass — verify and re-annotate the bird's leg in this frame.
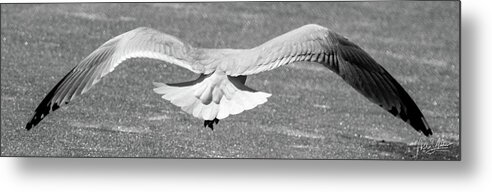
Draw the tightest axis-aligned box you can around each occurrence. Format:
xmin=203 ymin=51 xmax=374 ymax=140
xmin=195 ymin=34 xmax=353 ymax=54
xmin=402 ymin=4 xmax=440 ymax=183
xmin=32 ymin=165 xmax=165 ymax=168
xmin=203 ymin=118 xmax=220 ymax=130
xmin=203 ymin=120 xmax=213 ymax=130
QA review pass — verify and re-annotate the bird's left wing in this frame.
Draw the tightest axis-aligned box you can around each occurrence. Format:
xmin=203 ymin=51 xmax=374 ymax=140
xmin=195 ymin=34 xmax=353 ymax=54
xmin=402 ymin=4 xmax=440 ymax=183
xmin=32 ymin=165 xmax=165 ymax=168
xmin=226 ymin=24 xmax=432 ymax=136
xmin=26 ymin=27 xmax=203 ymax=130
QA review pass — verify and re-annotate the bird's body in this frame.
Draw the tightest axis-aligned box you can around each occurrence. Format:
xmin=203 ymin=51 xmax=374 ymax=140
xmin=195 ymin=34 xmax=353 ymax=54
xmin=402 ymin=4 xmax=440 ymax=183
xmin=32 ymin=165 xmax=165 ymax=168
xmin=26 ymin=24 xmax=432 ymax=136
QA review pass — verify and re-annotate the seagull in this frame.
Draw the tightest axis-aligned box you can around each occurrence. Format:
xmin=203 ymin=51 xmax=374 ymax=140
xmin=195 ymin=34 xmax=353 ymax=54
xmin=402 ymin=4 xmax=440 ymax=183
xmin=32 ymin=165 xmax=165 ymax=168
xmin=25 ymin=24 xmax=432 ymax=136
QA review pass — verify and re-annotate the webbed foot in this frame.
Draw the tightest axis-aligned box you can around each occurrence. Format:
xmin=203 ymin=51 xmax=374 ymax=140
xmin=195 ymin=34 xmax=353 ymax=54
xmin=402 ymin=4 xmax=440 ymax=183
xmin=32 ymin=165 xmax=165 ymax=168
xmin=203 ymin=118 xmax=220 ymax=130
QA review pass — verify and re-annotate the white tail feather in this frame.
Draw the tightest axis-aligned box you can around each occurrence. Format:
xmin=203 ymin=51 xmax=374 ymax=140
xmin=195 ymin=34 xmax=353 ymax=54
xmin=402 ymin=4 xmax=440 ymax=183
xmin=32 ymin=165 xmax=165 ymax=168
xmin=152 ymin=73 xmax=271 ymax=120
xmin=216 ymin=98 xmax=230 ymax=119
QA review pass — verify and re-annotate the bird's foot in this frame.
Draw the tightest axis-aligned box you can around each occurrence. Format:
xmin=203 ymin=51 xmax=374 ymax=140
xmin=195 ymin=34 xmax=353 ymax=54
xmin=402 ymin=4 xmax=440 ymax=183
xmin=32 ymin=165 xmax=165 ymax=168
xmin=203 ymin=118 xmax=220 ymax=130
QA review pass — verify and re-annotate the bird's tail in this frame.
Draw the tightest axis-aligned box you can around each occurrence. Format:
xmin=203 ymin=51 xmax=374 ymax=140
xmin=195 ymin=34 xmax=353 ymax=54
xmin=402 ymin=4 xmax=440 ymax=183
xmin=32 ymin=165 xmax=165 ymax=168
xmin=153 ymin=74 xmax=271 ymax=120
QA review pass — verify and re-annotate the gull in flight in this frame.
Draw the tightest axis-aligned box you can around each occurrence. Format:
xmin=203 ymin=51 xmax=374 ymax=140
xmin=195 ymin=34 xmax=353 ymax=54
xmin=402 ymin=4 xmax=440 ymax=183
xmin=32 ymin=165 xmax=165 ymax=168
xmin=26 ymin=24 xmax=432 ymax=136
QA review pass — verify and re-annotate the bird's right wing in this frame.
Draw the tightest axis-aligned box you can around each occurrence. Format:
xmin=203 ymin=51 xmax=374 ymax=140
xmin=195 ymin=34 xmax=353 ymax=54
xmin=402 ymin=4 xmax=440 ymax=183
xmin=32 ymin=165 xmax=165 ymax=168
xmin=26 ymin=27 xmax=203 ymax=130
xmin=226 ymin=24 xmax=432 ymax=136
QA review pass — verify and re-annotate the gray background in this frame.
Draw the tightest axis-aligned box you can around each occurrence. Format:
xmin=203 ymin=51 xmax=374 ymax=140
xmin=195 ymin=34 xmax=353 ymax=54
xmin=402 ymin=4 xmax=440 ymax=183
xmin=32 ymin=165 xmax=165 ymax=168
xmin=1 ymin=2 xmax=459 ymax=159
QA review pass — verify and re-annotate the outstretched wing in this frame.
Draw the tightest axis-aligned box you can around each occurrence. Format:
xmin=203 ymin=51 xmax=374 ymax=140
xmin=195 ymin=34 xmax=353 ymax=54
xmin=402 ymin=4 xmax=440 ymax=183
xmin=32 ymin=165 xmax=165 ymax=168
xmin=229 ymin=24 xmax=432 ymax=136
xmin=26 ymin=27 xmax=202 ymax=130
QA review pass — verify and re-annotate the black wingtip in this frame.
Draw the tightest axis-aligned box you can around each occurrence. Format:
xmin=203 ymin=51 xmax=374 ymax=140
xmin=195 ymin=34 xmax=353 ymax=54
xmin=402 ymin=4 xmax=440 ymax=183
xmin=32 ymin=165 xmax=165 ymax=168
xmin=406 ymin=115 xmax=433 ymax=137
xmin=26 ymin=123 xmax=33 ymax=131
xmin=25 ymin=100 xmax=60 ymax=131
xmin=26 ymin=114 xmax=39 ymax=131
xmin=25 ymin=67 xmax=77 ymax=131
xmin=25 ymin=110 xmax=47 ymax=131
xmin=417 ymin=116 xmax=433 ymax=137
xmin=26 ymin=120 xmax=37 ymax=131
xmin=26 ymin=118 xmax=36 ymax=130
xmin=423 ymin=129 xmax=433 ymax=137
xmin=382 ymin=79 xmax=433 ymax=137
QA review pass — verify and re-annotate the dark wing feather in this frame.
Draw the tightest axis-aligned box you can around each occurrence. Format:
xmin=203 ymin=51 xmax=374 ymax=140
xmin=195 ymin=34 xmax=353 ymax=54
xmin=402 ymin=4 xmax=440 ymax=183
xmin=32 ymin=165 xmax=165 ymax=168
xmin=332 ymin=41 xmax=432 ymax=136
xmin=26 ymin=27 xmax=201 ymax=130
xmin=232 ymin=24 xmax=432 ymax=136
